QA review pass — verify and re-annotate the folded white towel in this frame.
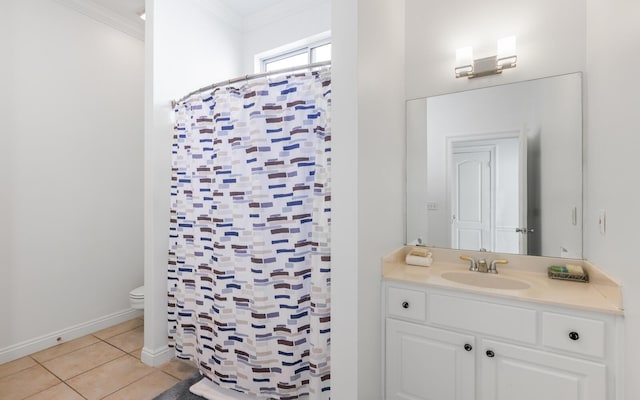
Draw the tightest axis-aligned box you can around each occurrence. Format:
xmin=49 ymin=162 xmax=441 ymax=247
xmin=405 ymin=254 xmax=432 ymax=267
xmin=190 ymin=378 xmax=267 ymax=400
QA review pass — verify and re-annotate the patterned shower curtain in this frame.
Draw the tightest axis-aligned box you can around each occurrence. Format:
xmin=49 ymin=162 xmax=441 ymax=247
xmin=168 ymin=69 xmax=331 ymax=400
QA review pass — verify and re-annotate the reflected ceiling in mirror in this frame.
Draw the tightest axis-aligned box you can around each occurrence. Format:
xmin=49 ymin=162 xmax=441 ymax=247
xmin=406 ymin=73 xmax=583 ymax=258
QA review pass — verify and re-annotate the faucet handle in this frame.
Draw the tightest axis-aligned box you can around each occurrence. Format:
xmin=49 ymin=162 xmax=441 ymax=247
xmin=460 ymin=255 xmax=478 ymax=272
xmin=489 ymin=259 xmax=509 ymax=274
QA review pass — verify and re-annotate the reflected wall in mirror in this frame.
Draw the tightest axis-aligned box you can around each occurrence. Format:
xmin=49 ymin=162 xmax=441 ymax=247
xmin=407 ymin=73 xmax=582 ymax=258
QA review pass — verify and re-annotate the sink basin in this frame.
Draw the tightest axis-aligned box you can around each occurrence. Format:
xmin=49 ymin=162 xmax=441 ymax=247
xmin=441 ymin=271 xmax=531 ymax=290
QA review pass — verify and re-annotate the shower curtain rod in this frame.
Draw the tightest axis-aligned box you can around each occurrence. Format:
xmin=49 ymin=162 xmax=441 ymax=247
xmin=171 ymin=60 xmax=331 ymax=107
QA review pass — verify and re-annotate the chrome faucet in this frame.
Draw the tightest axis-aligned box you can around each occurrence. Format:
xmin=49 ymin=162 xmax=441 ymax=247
xmin=460 ymin=256 xmax=509 ymax=273
xmin=459 ymin=255 xmax=477 ymax=271
xmin=489 ymin=259 xmax=509 ymax=274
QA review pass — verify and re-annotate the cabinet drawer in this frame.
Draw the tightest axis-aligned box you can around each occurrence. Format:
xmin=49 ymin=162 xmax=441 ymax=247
xmin=542 ymin=312 xmax=605 ymax=358
xmin=429 ymin=294 xmax=537 ymax=344
xmin=387 ymin=287 xmax=426 ymax=321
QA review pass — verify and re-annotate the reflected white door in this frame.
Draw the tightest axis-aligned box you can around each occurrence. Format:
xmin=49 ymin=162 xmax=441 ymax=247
xmin=450 ymin=150 xmax=492 ymax=251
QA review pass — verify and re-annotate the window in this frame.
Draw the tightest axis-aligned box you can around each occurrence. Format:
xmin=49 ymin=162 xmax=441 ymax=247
xmin=258 ymin=37 xmax=331 ymax=73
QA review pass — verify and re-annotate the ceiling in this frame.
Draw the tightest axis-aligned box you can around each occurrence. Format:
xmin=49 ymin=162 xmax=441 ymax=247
xmin=89 ymin=0 xmax=284 ymax=25
xmin=218 ymin=0 xmax=284 ymax=16
xmin=74 ymin=0 xmax=291 ymax=41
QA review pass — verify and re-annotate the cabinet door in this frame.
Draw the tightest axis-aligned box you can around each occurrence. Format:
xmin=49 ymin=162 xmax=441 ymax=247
xmin=481 ymin=340 xmax=606 ymax=400
xmin=386 ymin=318 xmax=475 ymax=400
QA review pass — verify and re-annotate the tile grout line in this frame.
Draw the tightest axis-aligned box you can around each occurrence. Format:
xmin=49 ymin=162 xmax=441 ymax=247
xmin=0 ymin=358 xmax=39 ymax=382
xmin=24 ymin=328 xmax=142 ymax=399
xmin=61 ymin=381 xmax=90 ymax=400
xmin=4 ymin=319 xmax=184 ymax=400
xmin=36 ymin=336 xmax=127 ymax=381
xmin=1 ymin=319 xmax=146 ymax=400
xmin=94 ymin=323 xmax=165 ymax=398
xmin=30 ymin=342 xmax=144 ymax=399
xmin=96 ymin=368 xmax=177 ymax=400
xmin=25 ymin=355 xmax=88 ymax=400
xmin=65 ymin=329 xmax=151 ymax=400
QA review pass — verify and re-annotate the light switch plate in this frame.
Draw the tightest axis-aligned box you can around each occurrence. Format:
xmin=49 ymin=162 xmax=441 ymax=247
xmin=598 ymin=210 xmax=606 ymax=235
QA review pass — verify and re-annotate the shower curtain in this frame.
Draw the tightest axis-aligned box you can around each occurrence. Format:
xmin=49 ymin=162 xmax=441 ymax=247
xmin=168 ymin=69 xmax=331 ymax=400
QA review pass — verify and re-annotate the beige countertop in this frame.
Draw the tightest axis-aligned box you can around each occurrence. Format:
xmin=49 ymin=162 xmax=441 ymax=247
xmin=383 ymin=247 xmax=624 ymax=315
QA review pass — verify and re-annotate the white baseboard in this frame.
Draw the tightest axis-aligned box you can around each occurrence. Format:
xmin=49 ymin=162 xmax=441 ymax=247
xmin=0 ymin=308 xmax=143 ymax=364
xmin=141 ymin=345 xmax=174 ymax=367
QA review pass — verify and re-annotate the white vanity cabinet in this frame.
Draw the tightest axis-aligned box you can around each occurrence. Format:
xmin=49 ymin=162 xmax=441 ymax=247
xmin=386 ymin=318 xmax=475 ymax=400
xmin=480 ymin=339 xmax=606 ymax=400
xmin=384 ymin=282 xmax=621 ymax=400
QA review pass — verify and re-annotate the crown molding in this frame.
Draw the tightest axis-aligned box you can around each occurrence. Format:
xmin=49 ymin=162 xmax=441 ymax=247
xmin=53 ymin=0 xmax=144 ymax=41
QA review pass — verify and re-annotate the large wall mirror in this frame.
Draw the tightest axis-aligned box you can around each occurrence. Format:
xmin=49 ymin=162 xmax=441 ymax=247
xmin=406 ymin=73 xmax=583 ymax=258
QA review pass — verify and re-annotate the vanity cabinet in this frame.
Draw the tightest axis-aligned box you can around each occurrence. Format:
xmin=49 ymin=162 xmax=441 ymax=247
xmin=481 ymin=339 xmax=606 ymax=400
xmin=386 ymin=319 xmax=475 ymax=400
xmin=384 ymin=282 xmax=620 ymax=400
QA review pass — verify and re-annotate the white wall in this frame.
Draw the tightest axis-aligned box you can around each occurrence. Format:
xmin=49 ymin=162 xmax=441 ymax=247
xmin=585 ymin=0 xmax=640 ymax=397
xmin=143 ymin=0 xmax=244 ymax=366
xmin=0 ymin=0 xmax=144 ymax=362
xmin=329 ymin=0 xmax=359 ymax=396
xmin=405 ymin=0 xmax=585 ymax=99
xmin=331 ymin=0 xmax=406 ymax=398
xmin=242 ymin=0 xmax=331 ymax=73
xmin=361 ymin=0 xmax=406 ymax=398
xmin=329 ymin=0 xmax=359 ymax=397
xmin=0 ymin=1 xmax=13 ymax=360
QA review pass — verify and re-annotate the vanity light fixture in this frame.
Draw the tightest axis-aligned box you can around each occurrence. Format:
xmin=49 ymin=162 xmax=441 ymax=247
xmin=455 ymin=36 xmax=517 ymax=79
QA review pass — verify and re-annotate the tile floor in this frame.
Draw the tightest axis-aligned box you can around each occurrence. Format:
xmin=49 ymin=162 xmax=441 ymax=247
xmin=0 ymin=317 xmax=199 ymax=400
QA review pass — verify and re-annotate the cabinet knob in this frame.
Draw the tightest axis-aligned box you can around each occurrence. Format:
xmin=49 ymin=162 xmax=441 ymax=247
xmin=486 ymin=350 xmax=495 ymax=358
xmin=569 ymin=331 xmax=580 ymax=341
xmin=464 ymin=344 xmax=473 ymax=352
xmin=401 ymin=301 xmax=409 ymax=309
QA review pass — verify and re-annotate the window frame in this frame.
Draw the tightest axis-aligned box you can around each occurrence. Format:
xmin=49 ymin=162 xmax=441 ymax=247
xmin=254 ymin=32 xmax=331 ymax=73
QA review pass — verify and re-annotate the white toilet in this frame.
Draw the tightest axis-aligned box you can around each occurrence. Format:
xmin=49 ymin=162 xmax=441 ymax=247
xmin=129 ymin=286 xmax=144 ymax=310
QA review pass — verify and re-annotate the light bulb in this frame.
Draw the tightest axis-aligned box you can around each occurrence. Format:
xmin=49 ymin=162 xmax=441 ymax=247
xmin=497 ymin=36 xmax=516 ymax=60
xmin=455 ymin=46 xmax=474 ymax=68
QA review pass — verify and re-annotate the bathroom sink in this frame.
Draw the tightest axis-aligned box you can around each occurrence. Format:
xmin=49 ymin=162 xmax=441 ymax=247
xmin=440 ymin=271 xmax=531 ymax=290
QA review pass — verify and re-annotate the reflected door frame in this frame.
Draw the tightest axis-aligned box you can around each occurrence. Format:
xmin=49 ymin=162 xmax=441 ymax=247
xmin=446 ymin=130 xmax=526 ymax=253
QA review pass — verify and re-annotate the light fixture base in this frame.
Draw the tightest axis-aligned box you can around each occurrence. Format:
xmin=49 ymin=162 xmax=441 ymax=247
xmin=454 ymin=37 xmax=518 ymax=79
xmin=473 ymin=56 xmax=499 ymax=77
xmin=456 ymin=55 xmax=517 ymax=79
